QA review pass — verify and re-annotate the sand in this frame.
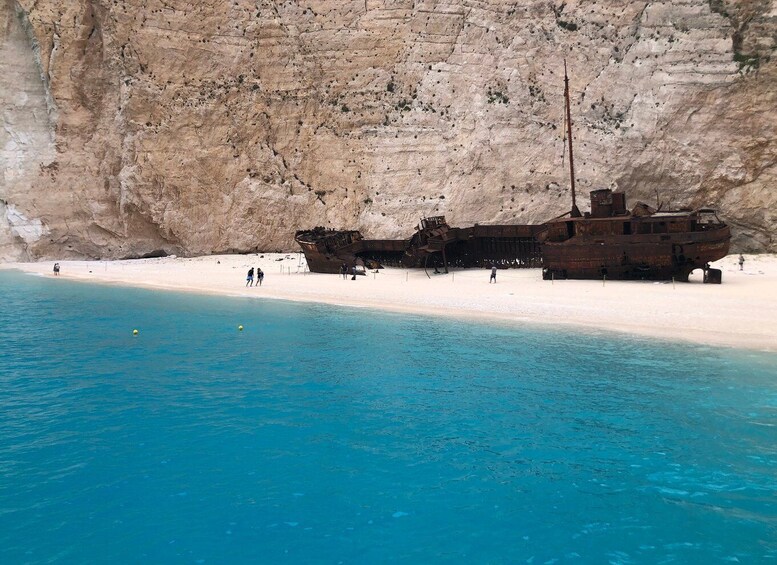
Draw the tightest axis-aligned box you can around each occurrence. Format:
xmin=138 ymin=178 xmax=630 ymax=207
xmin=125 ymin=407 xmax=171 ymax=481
xmin=3 ymin=253 xmax=776 ymax=352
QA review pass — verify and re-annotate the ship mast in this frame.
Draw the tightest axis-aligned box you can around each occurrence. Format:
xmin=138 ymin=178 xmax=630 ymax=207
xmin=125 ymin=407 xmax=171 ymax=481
xmin=564 ymin=60 xmax=581 ymax=218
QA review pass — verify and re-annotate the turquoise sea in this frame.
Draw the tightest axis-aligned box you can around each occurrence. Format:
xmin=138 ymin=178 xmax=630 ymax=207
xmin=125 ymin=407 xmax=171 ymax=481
xmin=0 ymin=270 xmax=775 ymax=563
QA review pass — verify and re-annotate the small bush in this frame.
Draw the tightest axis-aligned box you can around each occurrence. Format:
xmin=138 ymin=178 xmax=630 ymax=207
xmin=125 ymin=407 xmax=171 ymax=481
xmin=487 ymin=89 xmax=509 ymax=104
xmin=734 ymin=51 xmax=760 ymax=71
xmin=557 ymin=20 xmax=578 ymax=31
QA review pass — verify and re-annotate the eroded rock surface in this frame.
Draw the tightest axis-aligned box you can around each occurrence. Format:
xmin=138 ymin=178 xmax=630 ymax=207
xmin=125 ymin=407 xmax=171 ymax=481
xmin=1 ymin=0 xmax=775 ymax=260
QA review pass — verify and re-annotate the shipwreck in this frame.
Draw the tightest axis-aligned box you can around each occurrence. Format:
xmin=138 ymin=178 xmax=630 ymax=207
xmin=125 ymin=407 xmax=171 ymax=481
xmin=296 ymin=64 xmax=730 ymax=282
xmin=295 ymin=217 xmax=544 ymax=275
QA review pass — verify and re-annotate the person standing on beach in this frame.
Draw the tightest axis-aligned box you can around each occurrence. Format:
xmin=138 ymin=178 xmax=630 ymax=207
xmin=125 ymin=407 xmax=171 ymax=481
xmin=246 ymin=267 xmax=254 ymax=287
xmin=257 ymin=268 xmax=264 ymax=286
xmin=489 ymin=265 xmax=497 ymax=283
xmin=53 ymin=263 xmax=60 ymax=276
xmin=340 ymin=263 xmax=348 ymax=280
xmin=738 ymin=254 xmax=745 ymax=271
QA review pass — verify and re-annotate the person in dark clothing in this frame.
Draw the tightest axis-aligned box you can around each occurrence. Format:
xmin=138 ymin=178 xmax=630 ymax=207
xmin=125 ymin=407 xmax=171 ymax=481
xmin=489 ymin=265 xmax=497 ymax=283
xmin=246 ymin=267 xmax=254 ymax=287
xmin=53 ymin=263 xmax=60 ymax=276
xmin=340 ymin=263 xmax=348 ymax=280
xmin=257 ymin=268 xmax=264 ymax=286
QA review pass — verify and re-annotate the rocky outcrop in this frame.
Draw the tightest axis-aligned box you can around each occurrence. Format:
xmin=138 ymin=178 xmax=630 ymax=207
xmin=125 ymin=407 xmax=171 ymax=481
xmin=1 ymin=0 xmax=775 ymax=260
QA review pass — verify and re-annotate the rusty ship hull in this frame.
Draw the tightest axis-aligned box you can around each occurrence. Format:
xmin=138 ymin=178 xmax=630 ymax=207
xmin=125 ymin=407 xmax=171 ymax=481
xmin=537 ymin=189 xmax=731 ymax=281
xmin=295 ymin=218 xmax=543 ymax=275
xmin=294 ymin=227 xmax=368 ymax=274
xmin=540 ymin=225 xmax=731 ymax=281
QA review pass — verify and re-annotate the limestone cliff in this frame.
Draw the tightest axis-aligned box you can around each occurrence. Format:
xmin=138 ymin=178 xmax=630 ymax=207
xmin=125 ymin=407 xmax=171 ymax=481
xmin=1 ymin=0 xmax=775 ymax=260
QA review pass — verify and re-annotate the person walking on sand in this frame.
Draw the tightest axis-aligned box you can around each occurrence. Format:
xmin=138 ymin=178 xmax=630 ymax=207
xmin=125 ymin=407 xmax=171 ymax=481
xmin=340 ymin=263 xmax=348 ymax=280
xmin=246 ymin=267 xmax=254 ymax=287
xmin=53 ymin=263 xmax=60 ymax=276
xmin=738 ymin=254 xmax=745 ymax=271
xmin=257 ymin=268 xmax=264 ymax=286
xmin=489 ymin=265 xmax=497 ymax=283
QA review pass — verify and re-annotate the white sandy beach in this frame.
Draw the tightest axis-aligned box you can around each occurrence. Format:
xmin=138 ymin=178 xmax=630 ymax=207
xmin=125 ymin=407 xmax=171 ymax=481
xmin=3 ymin=253 xmax=776 ymax=352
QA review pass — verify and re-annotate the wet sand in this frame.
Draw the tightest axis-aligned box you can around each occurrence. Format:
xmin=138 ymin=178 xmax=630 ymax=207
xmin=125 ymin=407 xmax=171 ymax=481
xmin=3 ymin=253 xmax=776 ymax=351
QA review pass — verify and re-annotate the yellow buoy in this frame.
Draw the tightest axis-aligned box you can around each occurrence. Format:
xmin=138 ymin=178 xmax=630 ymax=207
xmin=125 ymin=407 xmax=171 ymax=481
xmin=132 ymin=329 xmax=139 ymax=336
xmin=238 ymin=325 xmax=244 ymax=331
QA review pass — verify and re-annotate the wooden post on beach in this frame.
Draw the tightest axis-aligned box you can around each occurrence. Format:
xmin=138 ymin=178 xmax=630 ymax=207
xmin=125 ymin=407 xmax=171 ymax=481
xmin=452 ymin=272 xmax=454 ymax=283
xmin=603 ymin=275 xmax=606 ymax=287
xmin=406 ymin=271 xmax=408 ymax=282
xmin=672 ymin=276 xmax=675 ymax=289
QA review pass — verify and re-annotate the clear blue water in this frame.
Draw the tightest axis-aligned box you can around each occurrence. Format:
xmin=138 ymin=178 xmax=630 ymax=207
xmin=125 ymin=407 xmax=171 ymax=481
xmin=0 ymin=270 xmax=775 ymax=564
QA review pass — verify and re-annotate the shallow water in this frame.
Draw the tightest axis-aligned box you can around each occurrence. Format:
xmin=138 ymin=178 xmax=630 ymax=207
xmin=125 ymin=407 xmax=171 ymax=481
xmin=0 ymin=271 xmax=775 ymax=563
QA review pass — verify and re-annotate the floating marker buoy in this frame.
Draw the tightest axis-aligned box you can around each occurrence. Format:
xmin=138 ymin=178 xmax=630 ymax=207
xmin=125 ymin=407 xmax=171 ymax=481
xmin=238 ymin=325 xmax=244 ymax=331
xmin=132 ymin=329 xmax=139 ymax=336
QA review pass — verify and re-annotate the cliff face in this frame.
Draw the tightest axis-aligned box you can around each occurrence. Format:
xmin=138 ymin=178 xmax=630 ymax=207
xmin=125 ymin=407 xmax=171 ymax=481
xmin=1 ymin=0 xmax=775 ymax=260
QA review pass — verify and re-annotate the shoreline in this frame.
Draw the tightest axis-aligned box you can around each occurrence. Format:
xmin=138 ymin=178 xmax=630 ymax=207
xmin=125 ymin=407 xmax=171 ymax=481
xmin=3 ymin=253 xmax=776 ymax=352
